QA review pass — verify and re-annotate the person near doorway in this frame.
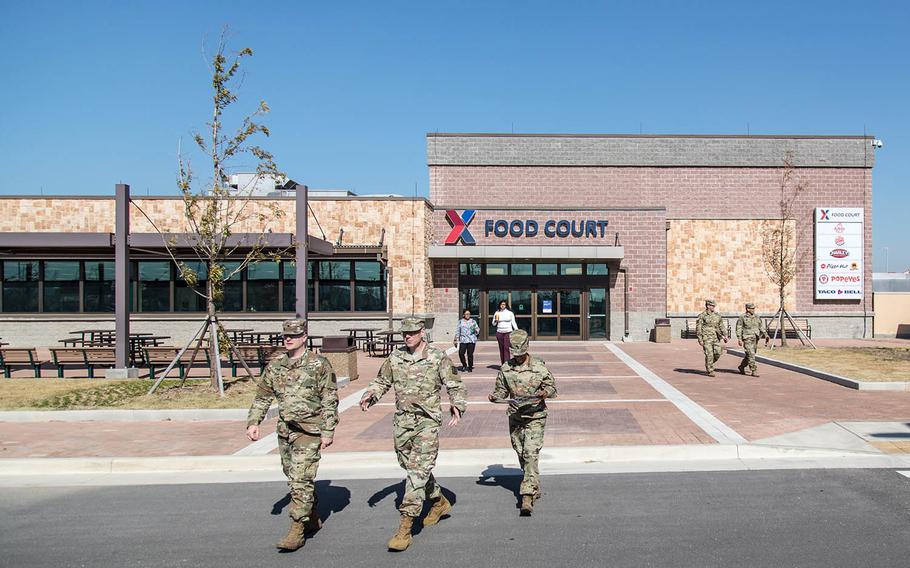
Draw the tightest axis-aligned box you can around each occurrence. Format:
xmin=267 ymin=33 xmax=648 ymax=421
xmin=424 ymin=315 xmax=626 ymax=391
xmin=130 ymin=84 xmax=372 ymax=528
xmin=492 ymin=300 xmax=518 ymax=365
xmin=454 ymin=309 xmax=480 ymax=372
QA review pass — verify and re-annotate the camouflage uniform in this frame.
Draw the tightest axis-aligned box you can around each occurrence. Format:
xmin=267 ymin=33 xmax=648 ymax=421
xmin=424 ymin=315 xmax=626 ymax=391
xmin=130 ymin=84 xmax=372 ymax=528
xmin=364 ymin=320 xmax=467 ymax=518
xmin=736 ymin=303 xmax=769 ymax=375
xmin=247 ymin=328 xmax=338 ymax=525
xmin=490 ymin=330 xmax=557 ymax=498
xmin=696 ymin=299 xmax=727 ymax=374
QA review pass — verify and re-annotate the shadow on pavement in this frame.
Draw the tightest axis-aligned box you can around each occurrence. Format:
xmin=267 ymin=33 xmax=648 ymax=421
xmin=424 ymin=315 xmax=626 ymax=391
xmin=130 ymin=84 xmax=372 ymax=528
xmin=366 ymin=479 xmax=458 ymax=534
xmin=270 ymin=480 xmax=352 ymax=526
xmin=476 ymin=464 xmax=523 ymax=507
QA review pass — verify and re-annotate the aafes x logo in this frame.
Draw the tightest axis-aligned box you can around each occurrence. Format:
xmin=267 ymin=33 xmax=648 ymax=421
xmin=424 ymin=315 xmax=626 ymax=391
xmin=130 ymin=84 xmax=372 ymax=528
xmin=445 ymin=210 xmax=476 ymax=245
xmin=819 ymin=209 xmax=830 ymax=221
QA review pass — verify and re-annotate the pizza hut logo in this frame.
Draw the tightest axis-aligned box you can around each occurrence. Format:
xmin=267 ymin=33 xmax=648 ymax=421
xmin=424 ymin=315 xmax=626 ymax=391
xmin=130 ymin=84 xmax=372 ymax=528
xmin=834 ymin=223 xmax=845 ymax=233
xmin=820 ymin=263 xmax=827 ymax=269
xmin=819 ymin=274 xmax=829 ymax=284
xmin=830 ymin=249 xmax=849 ymax=258
xmin=834 ymin=235 xmax=845 ymax=246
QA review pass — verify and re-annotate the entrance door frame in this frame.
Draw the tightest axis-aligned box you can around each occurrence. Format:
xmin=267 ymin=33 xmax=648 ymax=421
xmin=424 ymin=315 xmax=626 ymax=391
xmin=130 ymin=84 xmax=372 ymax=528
xmin=480 ymin=287 xmax=592 ymax=341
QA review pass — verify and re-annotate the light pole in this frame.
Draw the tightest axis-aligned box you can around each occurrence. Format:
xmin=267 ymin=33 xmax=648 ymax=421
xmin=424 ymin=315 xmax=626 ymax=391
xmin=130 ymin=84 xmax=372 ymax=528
xmin=883 ymin=246 xmax=889 ymax=273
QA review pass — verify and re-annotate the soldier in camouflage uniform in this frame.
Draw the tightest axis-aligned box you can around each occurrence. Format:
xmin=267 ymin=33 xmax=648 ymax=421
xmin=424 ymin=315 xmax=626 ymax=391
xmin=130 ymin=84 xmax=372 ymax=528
xmin=359 ymin=317 xmax=467 ymax=552
xmin=696 ymin=299 xmax=728 ymax=377
xmin=488 ymin=330 xmax=557 ymax=516
xmin=736 ymin=302 xmax=770 ymax=377
xmin=246 ymin=319 xmax=338 ymax=551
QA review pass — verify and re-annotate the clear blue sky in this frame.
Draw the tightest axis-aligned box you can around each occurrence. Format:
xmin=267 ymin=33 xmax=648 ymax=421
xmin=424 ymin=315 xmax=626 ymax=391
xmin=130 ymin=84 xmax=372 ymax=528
xmin=1 ymin=1 xmax=907 ymax=271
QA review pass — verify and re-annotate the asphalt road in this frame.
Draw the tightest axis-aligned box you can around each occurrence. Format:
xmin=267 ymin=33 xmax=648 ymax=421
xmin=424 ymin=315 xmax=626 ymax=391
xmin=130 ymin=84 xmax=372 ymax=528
xmin=2 ymin=469 xmax=909 ymax=568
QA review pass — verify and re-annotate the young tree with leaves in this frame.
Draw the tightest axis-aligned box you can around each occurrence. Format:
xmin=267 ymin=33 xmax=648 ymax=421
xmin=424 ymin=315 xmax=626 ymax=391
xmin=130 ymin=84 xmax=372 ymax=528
xmin=141 ymin=34 xmax=291 ymax=394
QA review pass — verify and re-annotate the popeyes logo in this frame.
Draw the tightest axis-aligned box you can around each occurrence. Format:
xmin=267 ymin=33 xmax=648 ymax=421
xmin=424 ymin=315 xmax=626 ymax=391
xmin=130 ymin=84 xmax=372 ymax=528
xmin=819 ymin=274 xmax=829 ymax=284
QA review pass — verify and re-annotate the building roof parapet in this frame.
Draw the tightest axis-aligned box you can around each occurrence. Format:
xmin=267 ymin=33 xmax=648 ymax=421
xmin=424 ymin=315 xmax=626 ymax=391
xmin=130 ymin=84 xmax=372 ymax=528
xmin=426 ymin=133 xmax=876 ymax=168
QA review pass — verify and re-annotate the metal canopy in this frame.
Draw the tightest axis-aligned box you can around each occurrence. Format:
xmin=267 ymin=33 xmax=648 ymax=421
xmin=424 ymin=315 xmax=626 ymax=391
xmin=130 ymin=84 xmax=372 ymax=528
xmin=427 ymin=245 xmax=624 ymax=260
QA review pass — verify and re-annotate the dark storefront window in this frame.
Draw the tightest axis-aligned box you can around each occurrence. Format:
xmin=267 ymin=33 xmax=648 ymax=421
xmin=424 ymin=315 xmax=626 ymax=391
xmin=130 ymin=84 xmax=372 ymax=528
xmin=588 ymin=263 xmax=609 ymax=276
xmin=511 ymin=263 xmax=533 ymax=276
xmin=43 ymin=261 xmax=81 ymax=312
xmin=0 ymin=256 xmax=386 ymax=314
xmin=354 ymin=261 xmax=385 ymax=311
xmin=217 ymin=261 xmax=243 ymax=312
xmin=247 ymin=261 xmax=279 ymax=312
xmin=536 ymin=263 xmax=557 ymax=276
xmin=138 ymin=261 xmax=171 ymax=312
xmin=175 ymin=261 xmax=207 ymax=312
xmin=282 ymin=261 xmax=296 ymax=312
xmin=2 ymin=261 xmax=39 ymax=312
xmin=459 ymin=263 xmax=481 ymax=276
xmin=84 ymin=261 xmax=115 ymax=312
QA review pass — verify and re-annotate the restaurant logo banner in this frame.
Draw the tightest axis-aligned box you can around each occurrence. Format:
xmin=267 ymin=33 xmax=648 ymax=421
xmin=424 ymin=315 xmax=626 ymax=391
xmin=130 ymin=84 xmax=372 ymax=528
xmin=815 ymin=207 xmax=863 ymax=299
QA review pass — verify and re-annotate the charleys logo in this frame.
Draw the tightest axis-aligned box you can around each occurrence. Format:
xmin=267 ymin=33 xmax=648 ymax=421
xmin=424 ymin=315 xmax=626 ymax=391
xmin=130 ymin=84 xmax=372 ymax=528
xmin=834 ymin=235 xmax=845 ymax=246
xmin=830 ymin=249 xmax=849 ymax=258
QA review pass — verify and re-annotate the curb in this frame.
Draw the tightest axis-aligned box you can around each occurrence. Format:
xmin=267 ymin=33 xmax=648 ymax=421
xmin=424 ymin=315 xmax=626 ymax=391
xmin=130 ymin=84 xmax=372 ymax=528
xmin=0 ymin=443 xmax=899 ymax=477
xmin=726 ymin=349 xmax=910 ymax=391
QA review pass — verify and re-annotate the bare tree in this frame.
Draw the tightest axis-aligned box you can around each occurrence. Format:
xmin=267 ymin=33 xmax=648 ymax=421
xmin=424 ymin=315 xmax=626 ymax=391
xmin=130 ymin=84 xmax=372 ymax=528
xmin=142 ymin=31 xmax=291 ymax=395
xmin=761 ymin=152 xmax=814 ymax=348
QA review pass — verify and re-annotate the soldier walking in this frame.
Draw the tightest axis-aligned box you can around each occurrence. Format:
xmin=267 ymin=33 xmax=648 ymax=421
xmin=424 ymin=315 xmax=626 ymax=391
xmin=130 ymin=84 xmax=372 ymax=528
xmin=246 ymin=319 xmax=339 ymax=551
xmin=359 ymin=317 xmax=467 ymax=552
xmin=487 ymin=330 xmax=557 ymax=516
xmin=696 ymin=299 xmax=728 ymax=377
xmin=736 ymin=302 xmax=770 ymax=377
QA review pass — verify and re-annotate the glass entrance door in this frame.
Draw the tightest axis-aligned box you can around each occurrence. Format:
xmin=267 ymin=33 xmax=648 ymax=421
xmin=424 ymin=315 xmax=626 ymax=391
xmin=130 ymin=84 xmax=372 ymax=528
xmin=588 ymin=287 xmax=608 ymax=339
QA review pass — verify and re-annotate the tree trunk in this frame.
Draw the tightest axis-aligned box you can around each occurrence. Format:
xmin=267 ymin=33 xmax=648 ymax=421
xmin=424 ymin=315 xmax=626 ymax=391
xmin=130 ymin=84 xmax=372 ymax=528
xmin=207 ymin=278 xmax=219 ymax=390
xmin=779 ymin=284 xmax=788 ymax=347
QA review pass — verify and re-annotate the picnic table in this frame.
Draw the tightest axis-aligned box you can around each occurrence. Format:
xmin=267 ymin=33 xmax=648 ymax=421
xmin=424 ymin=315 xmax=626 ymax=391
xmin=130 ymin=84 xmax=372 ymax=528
xmin=222 ymin=328 xmax=254 ymax=343
xmin=239 ymin=331 xmax=283 ymax=346
xmin=340 ymin=327 xmax=379 ymax=352
xmin=369 ymin=329 xmax=403 ymax=357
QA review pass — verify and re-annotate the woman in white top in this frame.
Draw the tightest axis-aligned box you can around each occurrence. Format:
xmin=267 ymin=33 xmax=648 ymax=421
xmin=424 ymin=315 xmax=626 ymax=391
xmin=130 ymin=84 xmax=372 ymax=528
xmin=492 ymin=300 xmax=518 ymax=365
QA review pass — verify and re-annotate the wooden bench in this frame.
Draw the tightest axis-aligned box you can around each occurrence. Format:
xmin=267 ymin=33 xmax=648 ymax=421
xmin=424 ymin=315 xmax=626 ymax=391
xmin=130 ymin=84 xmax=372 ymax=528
xmin=143 ymin=346 xmax=205 ymax=381
xmin=683 ymin=319 xmax=732 ymax=339
xmin=766 ymin=318 xmax=812 ymax=339
xmin=50 ymin=348 xmax=89 ymax=377
xmin=0 ymin=347 xmax=42 ymax=378
xmin=228 ymin=345 xmax=265 ymax=377
xmin=83 ymin=347 xmax=117 ymax=378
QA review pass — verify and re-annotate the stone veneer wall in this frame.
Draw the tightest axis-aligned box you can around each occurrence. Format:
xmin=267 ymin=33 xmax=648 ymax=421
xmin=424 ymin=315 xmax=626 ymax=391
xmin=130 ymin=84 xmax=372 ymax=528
xmin=0 ymin=196 xmax=432 ymax=317
xmin=666 ymin=219 xmax=796 ymax=315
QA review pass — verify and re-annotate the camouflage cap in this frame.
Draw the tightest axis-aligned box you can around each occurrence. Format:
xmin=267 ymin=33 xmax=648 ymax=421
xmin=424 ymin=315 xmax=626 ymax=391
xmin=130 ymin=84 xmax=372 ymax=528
xmin=398 ymin=317 xmax=425 ymax=333
xmin=705 ymin=299 xmax=716 ymax=306
xmin=509 ymin=329 xmax=530 ymax=356
xmin=745 ymin=302 xmax=756 ymax=309
xmin=282 ymin=318 xmax=307 ymax=336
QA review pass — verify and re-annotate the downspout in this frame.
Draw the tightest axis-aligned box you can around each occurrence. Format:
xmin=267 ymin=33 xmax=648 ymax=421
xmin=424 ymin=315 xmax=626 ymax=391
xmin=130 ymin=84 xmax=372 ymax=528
xmin=619 ymin=267 xmax=630 ymax=339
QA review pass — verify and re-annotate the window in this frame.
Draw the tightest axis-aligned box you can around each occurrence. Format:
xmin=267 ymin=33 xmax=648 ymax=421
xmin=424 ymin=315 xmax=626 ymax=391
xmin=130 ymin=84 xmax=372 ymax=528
xmin=247 ymin=261 xmax=279 ymax=312
xmin=587 ymin=263 xmax=609 ymax=276
xmin=2 ymin=261 xmax=39 ymax=312
xmin=43 ymin=261 xmax=80 ymax=312
xmin=138 ymin=261 xmax=171 ymax=312
xmin=354 ymin=261 xmax=385 ymax=311
xmin=282 ymin=261 xmax=296 ymax=312
xmin=459 ymin=263 xmax=481 ymax=276
xmin=84 ymin=261 xmax=114 ymax=312
xmin=217 ymin=261 xmax=243 ymax=312
xmin=175 ymin=261 xmax=207 ymax=312
xmin=561 ymin=263 xmax=583 ymax=276
xmin=536 ymin=263 xmax=557 ymax=276
xmin=510 ymin=263 xmax=533 ymax=276
xmin=486 ymin=263 xmax=508 ymax=276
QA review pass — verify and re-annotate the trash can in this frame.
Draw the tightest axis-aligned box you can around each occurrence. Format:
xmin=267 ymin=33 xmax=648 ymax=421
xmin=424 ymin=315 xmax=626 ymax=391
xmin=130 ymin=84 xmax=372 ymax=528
xmin=320 ymin=335 xmax=358 ymax=382
xmin=653 ymin=318 xmax=671 ymax=343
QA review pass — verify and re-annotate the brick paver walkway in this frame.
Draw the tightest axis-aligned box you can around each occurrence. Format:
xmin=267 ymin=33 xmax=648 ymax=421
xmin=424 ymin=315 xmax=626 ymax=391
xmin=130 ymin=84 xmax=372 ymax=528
xmin=3 ymin=339 xmax=909 ymax=459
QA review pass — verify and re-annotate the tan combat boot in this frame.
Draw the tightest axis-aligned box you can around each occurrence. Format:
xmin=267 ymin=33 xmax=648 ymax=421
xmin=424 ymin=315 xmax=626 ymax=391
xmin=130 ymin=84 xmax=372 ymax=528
xmin=707 ymin=371 xmax=716 ymax=377
xmin=387 ymin=515 xmax=414 ymax=551
xmin=423 ymin=495 xmax=452 ymax=526
xmin=305 ymin=513 xmax=322 ymax=533
xmin=276 ymin=519 xmax=306 ymax=551
xmin=520 ymin=495 xmax=534 ymax=516
xmin=751 ymin=370 xmax=760 ymax=377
